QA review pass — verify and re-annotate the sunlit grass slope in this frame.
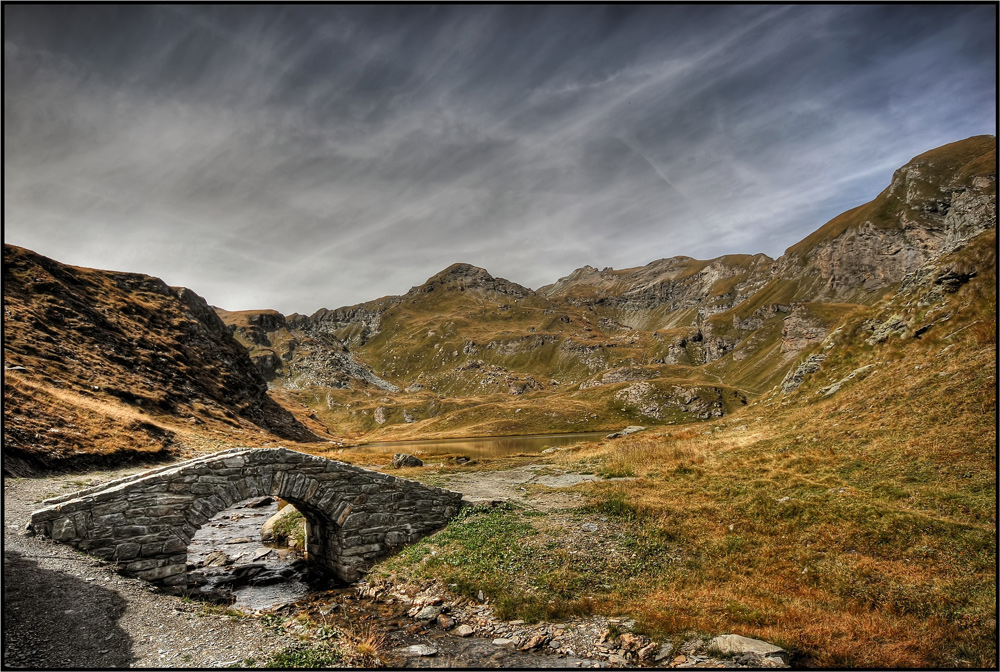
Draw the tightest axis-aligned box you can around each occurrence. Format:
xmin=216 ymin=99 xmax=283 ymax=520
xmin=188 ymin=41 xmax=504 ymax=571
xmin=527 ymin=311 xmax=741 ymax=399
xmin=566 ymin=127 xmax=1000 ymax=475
xmin=375 ymin=229 xmax=997 ymax=668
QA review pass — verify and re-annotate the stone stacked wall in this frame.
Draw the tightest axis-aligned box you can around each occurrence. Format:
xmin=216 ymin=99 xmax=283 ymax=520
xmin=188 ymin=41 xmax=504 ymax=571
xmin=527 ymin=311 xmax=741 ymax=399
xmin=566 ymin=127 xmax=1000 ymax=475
xmin=28 ymin=447 xmax=465 ymax=586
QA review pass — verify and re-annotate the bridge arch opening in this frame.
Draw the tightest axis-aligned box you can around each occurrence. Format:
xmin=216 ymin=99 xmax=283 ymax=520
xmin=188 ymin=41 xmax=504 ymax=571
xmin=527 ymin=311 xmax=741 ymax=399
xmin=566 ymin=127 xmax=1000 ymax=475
xmin=185 ymin=496 xmax=340 ymax=607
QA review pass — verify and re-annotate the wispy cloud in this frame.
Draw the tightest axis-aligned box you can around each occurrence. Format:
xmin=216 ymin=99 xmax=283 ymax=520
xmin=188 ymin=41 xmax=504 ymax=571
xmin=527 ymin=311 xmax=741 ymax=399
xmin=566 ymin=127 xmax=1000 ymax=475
xmin=4 ymin=5 xmax=995 ymax=314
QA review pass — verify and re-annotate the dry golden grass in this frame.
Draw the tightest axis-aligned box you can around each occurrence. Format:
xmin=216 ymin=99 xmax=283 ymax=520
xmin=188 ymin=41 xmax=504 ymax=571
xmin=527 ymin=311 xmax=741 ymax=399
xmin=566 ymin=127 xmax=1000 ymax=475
xmin=382 ymin=255 xmax=996 ymax=667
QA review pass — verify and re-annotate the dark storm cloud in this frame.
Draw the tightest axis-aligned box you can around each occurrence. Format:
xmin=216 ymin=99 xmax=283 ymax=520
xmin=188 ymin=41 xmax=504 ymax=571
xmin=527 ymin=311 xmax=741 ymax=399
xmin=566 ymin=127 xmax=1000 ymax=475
xmin=4 ymin=5 xmax=996 ymax=313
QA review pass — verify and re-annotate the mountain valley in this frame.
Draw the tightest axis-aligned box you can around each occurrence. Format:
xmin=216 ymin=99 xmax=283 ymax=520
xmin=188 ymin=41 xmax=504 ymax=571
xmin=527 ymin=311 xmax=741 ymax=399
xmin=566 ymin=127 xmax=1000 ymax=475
xmin=3 ymin=134 xmax=996 ymax=669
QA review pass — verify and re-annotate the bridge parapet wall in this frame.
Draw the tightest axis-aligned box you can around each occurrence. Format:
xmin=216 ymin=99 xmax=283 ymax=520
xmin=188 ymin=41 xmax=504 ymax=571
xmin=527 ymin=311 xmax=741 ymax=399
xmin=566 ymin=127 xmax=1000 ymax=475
xmin=28 ymin=447 xmax=464 ymax=586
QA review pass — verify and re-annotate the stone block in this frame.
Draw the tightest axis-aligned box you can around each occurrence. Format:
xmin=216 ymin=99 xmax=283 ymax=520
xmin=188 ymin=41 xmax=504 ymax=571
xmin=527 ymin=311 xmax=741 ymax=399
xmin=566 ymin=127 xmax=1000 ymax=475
xmin=304 ymin=479 xmax=320 ymax=501
xmin=222 ymin=456 xmax=246 ymax=468
xmin=114 ymin=542 xmax=141 ymax=560
xmin=341 ymin=542 xmax=382 ymax=556
xmin=334 ymin=503 xmax=353 ymax=527
xmin=126 ymin=558 xmax=163 ymax=572
xmin=197 ymin=475 xmax=232 ymax=485
xmin=93 ymin=513 xmax=126 ymax=526
xmin=92 ymin=501 xmax=129 ymax=516
xmin=140 ymin=542 xmax=164 ymax=557
xmin=160 ymin=573 xmax=188 ymax=587
xmin=234 ymin=479 xmax=250 ymax=500
xmin=367 ymin=513 xmax=396 ymax=527
xmin=53 ymin=500 xmax=87 ymax=515
xmin=314 ymin=491 xmax=337 ymax=512
xmin=77 ymin=537 xmax=114 ymax=551
xmin=152 ymin=494 xmax=195 ymax=505
xmin=136 ymin=563 xmax=185 ymax=581
xmin=162 ymin=538 xmax=187 ymax=554
xmin=184 ymin=509 xmax=210 ymax=528
xmin=244 ymin=477 xmax=262 ymax=498
xmin=205 ymin=494 xmax=227 ymax=512
xmin=50 ymin=517 xmax=77 ymax=541
xmin=289 ymin=473 xmax=307 ymax=499
xmin=342 ymin=513 xmax=368 ymax=530
xmin=154 ymin=515 xmax=187 ymax=527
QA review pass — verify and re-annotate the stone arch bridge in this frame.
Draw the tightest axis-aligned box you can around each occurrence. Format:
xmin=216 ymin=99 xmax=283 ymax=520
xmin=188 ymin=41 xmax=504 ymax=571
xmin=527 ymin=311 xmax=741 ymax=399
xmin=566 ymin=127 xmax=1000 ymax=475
xmin=28 ymin=447 xmax=465 ymax=588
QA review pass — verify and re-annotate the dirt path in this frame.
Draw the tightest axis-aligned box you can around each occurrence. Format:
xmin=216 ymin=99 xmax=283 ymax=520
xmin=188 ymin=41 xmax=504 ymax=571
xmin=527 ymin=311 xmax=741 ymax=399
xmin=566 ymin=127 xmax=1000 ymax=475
xmin=3 ymin=470 xmax=298 ymax=669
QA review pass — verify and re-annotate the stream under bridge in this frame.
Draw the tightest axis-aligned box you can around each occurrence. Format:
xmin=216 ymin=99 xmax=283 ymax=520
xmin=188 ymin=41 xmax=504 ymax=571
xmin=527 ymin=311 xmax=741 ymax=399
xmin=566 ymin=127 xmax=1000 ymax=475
xmin=28 ymin=447 xmax=465 ymax=588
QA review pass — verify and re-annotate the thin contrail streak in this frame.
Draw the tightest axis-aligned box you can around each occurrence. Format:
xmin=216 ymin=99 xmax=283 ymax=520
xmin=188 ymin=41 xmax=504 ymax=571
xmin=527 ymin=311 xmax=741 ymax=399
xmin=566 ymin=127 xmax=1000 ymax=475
xmin=616 ymin=136 xmax=711 ymax=230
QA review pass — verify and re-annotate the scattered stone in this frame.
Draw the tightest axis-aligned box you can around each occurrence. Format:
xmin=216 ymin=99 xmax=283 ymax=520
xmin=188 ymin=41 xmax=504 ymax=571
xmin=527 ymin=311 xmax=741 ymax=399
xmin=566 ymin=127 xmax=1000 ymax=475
xmin=818 ymin=364 xmax=876 ymax=397
xmin=734 ymin=652 xmax=788 ymax=668
xmin=453 ymin=624 xmax=474 ymax=637
xmin=249 ymin=548 xmax=272 ymax=562
xmin=436 ymin=614 xmax=455 ymax=630
xmin=581 ymin=523 xmax=599 ymax=533
xmin=653 ymin=643 xmax=674 ymax=662
xmin=203 ymin=551 xmax=231 ymax=567
xmin=391 ymin=453 xmax=423 ymax=468
xmin=708 ymin=634 xmax=789 ymax=664
xmin=618 ymin=632 xmax=645 ymax=651
xmin=396 ymin=644 xmax=438 ymax=657
xmin=224 ymin=537 xmax=253 ymax=544
xmin=520 ymin=634 xmax=549 ymax=650
xmin=638 ymin=643 xmax=658 ymax=660
xmin=605 ymin=426 xmax=647 ymax=440
xmin=414 ymin=605 xmax=443 ymax=621
xmin=492 ymin=638 xmax=516 ymax=648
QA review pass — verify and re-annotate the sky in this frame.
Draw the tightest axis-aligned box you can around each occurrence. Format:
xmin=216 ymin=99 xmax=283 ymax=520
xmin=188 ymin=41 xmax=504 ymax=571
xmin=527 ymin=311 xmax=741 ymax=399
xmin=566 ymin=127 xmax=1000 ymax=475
xmin=4 ymin=5 xmax=996 ymax=315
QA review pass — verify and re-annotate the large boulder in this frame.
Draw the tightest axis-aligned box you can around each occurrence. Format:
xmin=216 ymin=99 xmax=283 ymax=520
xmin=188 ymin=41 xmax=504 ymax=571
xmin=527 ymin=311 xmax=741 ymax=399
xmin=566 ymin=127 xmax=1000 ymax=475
xmin=707 ymin=634 xmax=789 ymax=665
xmin=392 ymin=453 xmax=423 ymax=468
xmin=606 ymin=426 xmax=647 ymax=440
xmin=260 ymin=503 xmax=303 ymax=544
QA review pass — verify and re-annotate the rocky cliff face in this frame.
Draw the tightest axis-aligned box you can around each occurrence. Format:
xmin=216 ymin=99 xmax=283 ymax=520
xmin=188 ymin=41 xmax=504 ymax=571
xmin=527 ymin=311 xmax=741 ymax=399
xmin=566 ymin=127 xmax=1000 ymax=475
xmin=540 ymin=254 xmax=774 ymax=319
xmin=778 ymin=135 xmax=996 ymax=301
xmin=216 ymin=308 xmax=399 ymax=392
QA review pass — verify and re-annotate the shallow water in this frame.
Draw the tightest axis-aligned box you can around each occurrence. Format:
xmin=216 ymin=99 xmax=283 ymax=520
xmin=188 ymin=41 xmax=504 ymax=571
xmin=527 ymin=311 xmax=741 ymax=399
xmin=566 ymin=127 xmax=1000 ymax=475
xmin=187 ymin=500 xmax=323 ymax=611
xmin=356 ymin=431 xmax=608 ymax=459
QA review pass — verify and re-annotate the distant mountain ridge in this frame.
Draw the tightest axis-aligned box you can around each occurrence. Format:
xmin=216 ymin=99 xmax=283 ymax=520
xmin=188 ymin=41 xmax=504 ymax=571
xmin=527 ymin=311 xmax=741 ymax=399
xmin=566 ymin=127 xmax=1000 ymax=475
xmin=215 ymin=135 xmax=994 ymax=441
xmin=3 ymin=135 xmax=993 ymax=462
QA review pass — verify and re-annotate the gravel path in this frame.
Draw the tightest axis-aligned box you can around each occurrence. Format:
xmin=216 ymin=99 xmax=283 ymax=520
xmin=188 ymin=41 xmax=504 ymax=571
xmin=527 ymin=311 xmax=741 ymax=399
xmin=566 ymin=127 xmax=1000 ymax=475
xmin=3 ymin=471 xmax=297 ymax=669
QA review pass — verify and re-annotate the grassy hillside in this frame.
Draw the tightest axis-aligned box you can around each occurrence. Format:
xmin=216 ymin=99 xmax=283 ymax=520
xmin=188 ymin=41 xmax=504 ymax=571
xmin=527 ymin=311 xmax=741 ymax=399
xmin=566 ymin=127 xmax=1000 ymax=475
xmin=2 ymin=245 xmax=318 ymax=475
xmin=365 ymin=229 xmax=997 ymax=668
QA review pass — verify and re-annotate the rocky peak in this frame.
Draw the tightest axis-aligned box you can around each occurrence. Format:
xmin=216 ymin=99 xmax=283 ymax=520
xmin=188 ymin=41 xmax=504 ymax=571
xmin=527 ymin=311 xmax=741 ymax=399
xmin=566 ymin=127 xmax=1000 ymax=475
xmin=406 ymin=262 xmax=533 ymax=298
